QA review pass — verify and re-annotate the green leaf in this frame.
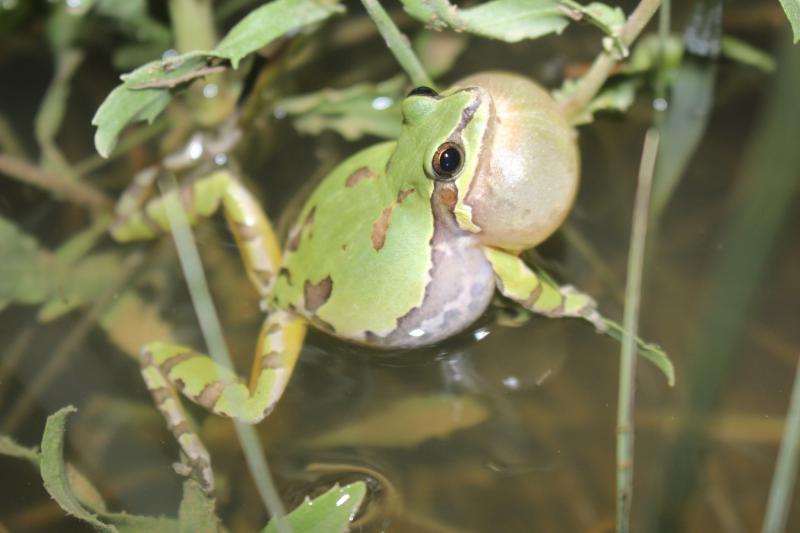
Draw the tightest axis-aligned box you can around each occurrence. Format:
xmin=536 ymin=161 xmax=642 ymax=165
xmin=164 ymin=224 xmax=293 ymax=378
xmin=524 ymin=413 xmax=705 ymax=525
xmin=178 ymin=480 xmax=219 ymax=533
xmin=403 ymin=0 xmax=569 ymax=42
xmin=311 ymin=394 xmax=489 ymax=448
xmin=777 ymin=0 xmax=800 ymax=43
xmin=555 ymin=77 xmax=640 ymax=125
xmin=604 ymin=320 xmax=675 ymax=386
xmin=92 ymin=83 xmax=170 ymax=157
xmin=215 ymin=0 xmax=345 ymax=68
xmin=40 ymin=406 xmax=117 ymax=532
xmin=720 ymin=35 xmax=776 ymax=72
xmin=92 ymin=0 xmax=344 ymax=157
xmin=38 ymin=252 xmax=125 ymax=322
xmin=104 ymin=513 xmax=178 ymax=533
xmin=276 ymin=76 xmax=406 ymax=140
xmin=261 ymin=482 xmax=367 ymax=533
xmin=0 ymin=216 xmax=58 ymax=309
xmin=650 ymin=59 xmax=717 ymax=219
xmin=0 ymin=435 xmax=40 ymax=464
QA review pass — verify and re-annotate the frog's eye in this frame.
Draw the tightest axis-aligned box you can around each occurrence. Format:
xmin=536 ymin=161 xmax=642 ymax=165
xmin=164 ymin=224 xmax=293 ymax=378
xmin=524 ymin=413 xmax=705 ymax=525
xmin=408 ymin=86 xmax=438 ymax=98
xmin=432 ymin=142 xmax=464 ymax=179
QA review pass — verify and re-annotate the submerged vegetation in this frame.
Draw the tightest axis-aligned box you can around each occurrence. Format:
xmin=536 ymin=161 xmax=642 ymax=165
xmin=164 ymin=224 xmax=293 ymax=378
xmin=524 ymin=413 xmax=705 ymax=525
xmin=0 ymin=0 xmax=798 ymax=531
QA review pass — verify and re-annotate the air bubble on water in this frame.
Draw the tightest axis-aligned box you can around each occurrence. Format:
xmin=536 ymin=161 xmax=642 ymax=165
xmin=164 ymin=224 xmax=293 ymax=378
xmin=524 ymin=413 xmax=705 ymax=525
xmin=187 ymin=137 xmax=204 ymax=160
xmin=203 ymin=83 xmax=219 ymax=99
xmin=371 ymin=96 xmax=392 ymax=110
xmin=473 ymin=328 xmax=490 ymax=341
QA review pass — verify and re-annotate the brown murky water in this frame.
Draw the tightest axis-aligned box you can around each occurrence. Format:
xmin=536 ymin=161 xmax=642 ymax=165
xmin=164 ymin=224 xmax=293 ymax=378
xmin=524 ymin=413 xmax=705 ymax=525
xmin=1 ymin=1 xmax=798 ymax=532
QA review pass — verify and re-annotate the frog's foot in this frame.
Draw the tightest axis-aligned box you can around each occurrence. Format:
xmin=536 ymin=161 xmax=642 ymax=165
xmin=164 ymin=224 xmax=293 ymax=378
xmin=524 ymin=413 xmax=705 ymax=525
xmin=557 ymin=285 xmax=608 ymax=332
xmin=483 ymin=247 xmax=606 ymax=331
xmin=139 ymin=310 xmax=305 ymax=494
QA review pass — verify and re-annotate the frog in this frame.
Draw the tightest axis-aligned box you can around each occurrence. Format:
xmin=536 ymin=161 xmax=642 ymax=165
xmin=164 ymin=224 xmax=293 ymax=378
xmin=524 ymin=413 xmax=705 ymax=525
xmin=110 ymin=71 xmax=606 ymax=494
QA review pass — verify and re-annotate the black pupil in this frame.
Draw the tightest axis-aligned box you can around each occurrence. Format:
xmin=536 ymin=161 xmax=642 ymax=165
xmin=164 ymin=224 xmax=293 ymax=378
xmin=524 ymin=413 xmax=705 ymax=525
xmin=438 ymin=148 xmax=461 ymax=174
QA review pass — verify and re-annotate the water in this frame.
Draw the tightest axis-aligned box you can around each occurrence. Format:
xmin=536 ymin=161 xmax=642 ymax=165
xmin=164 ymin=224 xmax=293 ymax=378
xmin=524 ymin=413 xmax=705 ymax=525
xmin=1 ymin=2 xmax=799 ymax=532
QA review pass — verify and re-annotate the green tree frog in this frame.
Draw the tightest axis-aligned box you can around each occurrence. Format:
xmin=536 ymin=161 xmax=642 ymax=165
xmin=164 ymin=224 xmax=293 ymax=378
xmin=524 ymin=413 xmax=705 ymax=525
xmin=111 ymin=71 xmax=604 ymax=493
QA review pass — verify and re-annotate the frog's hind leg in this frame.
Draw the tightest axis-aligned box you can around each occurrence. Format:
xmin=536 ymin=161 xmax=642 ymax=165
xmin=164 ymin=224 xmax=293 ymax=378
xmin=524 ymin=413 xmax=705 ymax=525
xmin=140 ymin=310 xmax=304 ymax=494
xmin=112 ymin=169 xmax=306 ymax=492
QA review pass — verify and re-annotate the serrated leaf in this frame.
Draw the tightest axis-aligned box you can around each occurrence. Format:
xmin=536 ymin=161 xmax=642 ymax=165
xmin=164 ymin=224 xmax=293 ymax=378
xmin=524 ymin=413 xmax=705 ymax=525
xmin=0 ymin=435 xmax=40 ymax=464
xmin=585 ymin=2 xmax=625 ymax=31
xmin=0 ymin=217 xmax=58 ymax=308
xmin=178 ymin=480 xmax=219 ymax=533
xmin=261 ymin=482 xmax=367 ymax=533
xmin=777 ymin=0 xmax=800 ymax=42
xmin=402 ymin=0 xmax=570 ymax=42
xmin=557 ymin=77 xmax=640 ymax=125
xmin=215 ymin=0 xmax=345 ymax=68
xmin=604 ymin=320 xmax=675 ymax=386
xmin=40 ymin=406 xmax=117 ymax=532
xmin=311 ymin=394 xmax=489 ymax=448
xmin=92 ymin=83 xmax=170 ymax=157
xmin=104 ymin=513 xmax=178 ymax=533
xmin=38 ymin=252 xmax=125 ymax=322
xmin=92 ymin=0 xmax=344 ymax=157
xmin=277 ymin=76 xmax=405 ymax=140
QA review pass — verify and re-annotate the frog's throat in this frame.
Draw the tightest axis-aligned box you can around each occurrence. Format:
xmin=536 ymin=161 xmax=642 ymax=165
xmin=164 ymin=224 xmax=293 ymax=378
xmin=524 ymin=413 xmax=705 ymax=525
xmin=363 ymin=182 xmax=495 ymax=349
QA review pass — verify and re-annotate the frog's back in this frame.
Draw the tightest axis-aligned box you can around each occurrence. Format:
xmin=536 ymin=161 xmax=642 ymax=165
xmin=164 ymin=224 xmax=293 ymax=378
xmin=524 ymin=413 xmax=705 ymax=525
xmin=270 ymin=142 xmax=441 ymax=343
xmin=271 ymin=143 xmax=496 ymax=348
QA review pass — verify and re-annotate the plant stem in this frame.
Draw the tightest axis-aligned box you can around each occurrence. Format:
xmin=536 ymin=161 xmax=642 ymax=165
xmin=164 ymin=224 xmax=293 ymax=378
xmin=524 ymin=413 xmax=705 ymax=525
xmin=616 ymin=128 xmax=659 ymax=533
xmin=168 ymin=0 xmax=218 ymax=52
xmin=0 ymin=154 xmax=112 ymax=209
xmin=360 ymin=0 xmax=435 ymax=89
xmin=762 ymin=357 xmax=800 ymax=533
xmin=560 ymin=0 xmax=662 ymax=121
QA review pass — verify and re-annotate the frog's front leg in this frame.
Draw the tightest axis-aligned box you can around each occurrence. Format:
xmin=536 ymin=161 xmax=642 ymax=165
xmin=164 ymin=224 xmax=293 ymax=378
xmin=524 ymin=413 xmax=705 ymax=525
xmin=112 ymin=170 xmax=306 ymax=494
xmin=483 ymin=247 xmax=607 ymax=331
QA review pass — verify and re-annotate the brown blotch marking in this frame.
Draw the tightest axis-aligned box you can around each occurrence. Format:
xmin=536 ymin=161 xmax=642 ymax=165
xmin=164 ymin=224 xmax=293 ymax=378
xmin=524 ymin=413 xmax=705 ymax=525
xmin=438 ymin=185 xmax=457 ymax=210
xmin=150 ymin=386 xmax=172 ymax=406
xmin=159 ymin=351 xmax=195 ymax=376
xmin=523 ymin=283 xmax=543 ymax=309
xmin=196 ymin=381 xmax=225 ymax=409
xmin=286 ymin=207 xmax=316 ymax=251
xmin=370 ymin=189 xmax=414 ymax=251
xmin=345 ymin=166 xmax=378 ymax=188
xmin=304 ymin=276 xmax=333 ymax=313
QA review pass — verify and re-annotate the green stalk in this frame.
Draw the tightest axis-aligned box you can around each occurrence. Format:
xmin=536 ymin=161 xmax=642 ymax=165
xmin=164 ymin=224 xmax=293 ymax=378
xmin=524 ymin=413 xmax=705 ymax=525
xmin=762 ymin=358 xmax=800 ymax=533
xmin=360 ymin=0 xmax=435 ymax=89
xmin=561 ymin=0 xmax=662 ymax=121
xmin=168 ymin=0 xmax=218 ymax=52
xmin=158 ymin=176 xmax=292 ymax=533
xmin=616 ymin=128 xmax=659 ymax=533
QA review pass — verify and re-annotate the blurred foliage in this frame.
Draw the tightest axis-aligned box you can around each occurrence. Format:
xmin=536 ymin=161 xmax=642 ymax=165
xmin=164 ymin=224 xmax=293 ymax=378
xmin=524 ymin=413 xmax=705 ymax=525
xmin=0 ymin=0 xmax=796 ymax=531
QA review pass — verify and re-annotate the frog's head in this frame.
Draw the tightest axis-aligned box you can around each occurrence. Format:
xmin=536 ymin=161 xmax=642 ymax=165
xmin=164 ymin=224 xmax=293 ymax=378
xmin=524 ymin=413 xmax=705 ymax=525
xmin=397 ymin=71 xmax=579 ymax=252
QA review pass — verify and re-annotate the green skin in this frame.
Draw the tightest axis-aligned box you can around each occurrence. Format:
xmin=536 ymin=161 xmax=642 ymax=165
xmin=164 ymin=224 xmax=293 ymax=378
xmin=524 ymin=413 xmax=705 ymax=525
xmin=111 ymin=72 xmax=603 ymax=494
